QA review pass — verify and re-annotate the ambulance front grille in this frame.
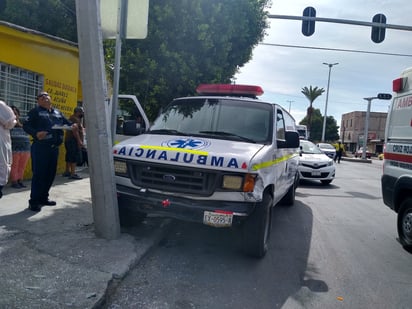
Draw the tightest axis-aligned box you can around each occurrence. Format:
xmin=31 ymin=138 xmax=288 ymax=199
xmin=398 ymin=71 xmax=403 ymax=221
xmin=128 ymin=162 xmax=218 ymax=196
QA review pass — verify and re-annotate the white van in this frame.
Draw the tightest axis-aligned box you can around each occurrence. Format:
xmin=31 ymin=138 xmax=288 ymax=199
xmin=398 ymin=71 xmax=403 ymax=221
xmin=296 ymin=124 xmax=308 ymax=140
xmin=381 ymin=67 xmax=412 ymax=250
xmin=113 ymin=84 xmax=300 ymax=258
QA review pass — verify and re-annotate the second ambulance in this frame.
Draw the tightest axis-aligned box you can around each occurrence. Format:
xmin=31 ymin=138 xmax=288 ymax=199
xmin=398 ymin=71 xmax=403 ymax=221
xmin=382 ymin=67 xmax=412 ymax=251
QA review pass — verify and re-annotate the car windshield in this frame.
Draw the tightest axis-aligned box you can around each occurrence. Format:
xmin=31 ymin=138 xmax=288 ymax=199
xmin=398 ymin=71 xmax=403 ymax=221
xmin=150 ymin=97 xmax=273 ymax=144
xmin=300 ymin=141 xmax=324 ymax=154
xmin=319 ymin=143 xmax=335 ymax=150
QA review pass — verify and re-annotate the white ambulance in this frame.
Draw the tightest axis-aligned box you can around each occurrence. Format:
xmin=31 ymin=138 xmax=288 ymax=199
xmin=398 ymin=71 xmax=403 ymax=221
xmin=381 ymin=67 xmax=412 ymax=250
xmin=113 ymin=84 xmax=300 ymax=257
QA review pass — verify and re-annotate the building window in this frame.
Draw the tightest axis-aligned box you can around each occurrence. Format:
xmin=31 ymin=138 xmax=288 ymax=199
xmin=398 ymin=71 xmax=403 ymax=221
xmin=0 ymin=63 xmax=43 ymax=116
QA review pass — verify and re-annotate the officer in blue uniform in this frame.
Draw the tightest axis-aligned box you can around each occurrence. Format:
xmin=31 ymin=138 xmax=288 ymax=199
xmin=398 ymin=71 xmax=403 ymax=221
xmin=23 ymin=91 xmax=77 ymax=211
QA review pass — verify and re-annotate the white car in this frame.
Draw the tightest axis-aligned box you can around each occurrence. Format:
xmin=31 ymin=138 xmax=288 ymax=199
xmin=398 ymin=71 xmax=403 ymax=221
xmin=316 ymin=143 xmax=336 ymax=159
xmin=299 ymin=140 xmax=335 ymax=185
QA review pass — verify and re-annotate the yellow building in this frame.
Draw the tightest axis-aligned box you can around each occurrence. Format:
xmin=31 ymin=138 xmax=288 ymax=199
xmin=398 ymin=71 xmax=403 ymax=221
xmin=0 ymin=21 xmax=81 ymax=177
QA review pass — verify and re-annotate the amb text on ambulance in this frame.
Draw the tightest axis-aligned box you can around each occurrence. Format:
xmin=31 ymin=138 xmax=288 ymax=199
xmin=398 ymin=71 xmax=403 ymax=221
xmin=382 ymin=67 xmax=412 ymax=251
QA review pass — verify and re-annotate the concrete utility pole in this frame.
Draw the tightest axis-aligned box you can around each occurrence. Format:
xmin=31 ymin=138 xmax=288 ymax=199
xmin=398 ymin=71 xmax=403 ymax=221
xmin=75 ymin=0 xmax=120 ymax=239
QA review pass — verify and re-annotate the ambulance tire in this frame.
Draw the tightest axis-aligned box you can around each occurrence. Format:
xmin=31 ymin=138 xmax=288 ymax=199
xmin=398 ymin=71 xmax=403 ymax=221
xmin=280 ymin=174 xmax=298 ymax=206
xmin=397 ymin=198 xmax=412 ymax=250
xmin=119 ymin=207 xmax=147 ymax=227
xmin=242 ymin=193 xmax=272 ymax=258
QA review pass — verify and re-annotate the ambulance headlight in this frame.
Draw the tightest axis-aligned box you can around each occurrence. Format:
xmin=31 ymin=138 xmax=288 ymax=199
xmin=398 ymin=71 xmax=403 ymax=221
xmin=223 ymin=175 xmax=243 ymax=190
xmin=114 ymin=160 xmax=128 ymax=176
xmin=222 ymin=174 xmax=256 ymax=192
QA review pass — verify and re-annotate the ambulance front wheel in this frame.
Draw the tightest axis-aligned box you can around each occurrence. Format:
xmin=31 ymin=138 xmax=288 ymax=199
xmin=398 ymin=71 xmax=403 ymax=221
xmin=118 ymin=196 xmax=147 ymax=227
xmin=398 ymin=198 xmax=412 ymax=250
xmin=280 ymin=174 xmax=298 ymax=206
xmin=241 ymin=193 xmax=272 ymax=258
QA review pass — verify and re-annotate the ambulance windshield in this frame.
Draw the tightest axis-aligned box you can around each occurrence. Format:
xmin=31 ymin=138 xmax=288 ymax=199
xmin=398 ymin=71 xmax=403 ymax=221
xmin=150 ymin=98 xmax=272 ymax=144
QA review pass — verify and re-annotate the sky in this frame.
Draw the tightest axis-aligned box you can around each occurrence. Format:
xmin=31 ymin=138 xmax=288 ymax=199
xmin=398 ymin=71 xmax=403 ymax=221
xmin=234 ymin=0 xmax=412 ymax=127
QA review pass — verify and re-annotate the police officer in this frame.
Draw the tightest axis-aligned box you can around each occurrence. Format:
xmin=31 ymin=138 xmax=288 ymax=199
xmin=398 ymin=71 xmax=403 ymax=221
xmin=23 ymin=91 xmax=77 ymax=211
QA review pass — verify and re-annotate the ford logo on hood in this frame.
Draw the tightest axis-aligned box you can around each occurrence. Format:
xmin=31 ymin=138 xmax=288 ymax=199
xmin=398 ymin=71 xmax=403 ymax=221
xmin=163 ymin=174 xmax=176 ymax=182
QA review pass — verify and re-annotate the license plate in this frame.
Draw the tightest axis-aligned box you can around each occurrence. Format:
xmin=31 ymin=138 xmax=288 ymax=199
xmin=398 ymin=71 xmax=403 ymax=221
xmin=203 ymin=211 xmax=233 ymax=227
xmin=311 ymin=171 xmax=321 ymax=176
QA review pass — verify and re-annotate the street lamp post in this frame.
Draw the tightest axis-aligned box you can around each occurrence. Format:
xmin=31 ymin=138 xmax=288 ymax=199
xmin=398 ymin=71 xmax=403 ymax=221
xmin=361 ymin=93 xmax=392 ymax=160
xmin=362 ymin=97 xmax=376 ymax=160
xmin=321 ymin=62 xmax=339 ymax=142
xmin=286 ymin=100 xmax=294 ymax=113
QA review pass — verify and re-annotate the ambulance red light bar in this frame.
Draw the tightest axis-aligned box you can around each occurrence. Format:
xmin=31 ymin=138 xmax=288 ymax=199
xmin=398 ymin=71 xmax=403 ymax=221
xmin=196 ymin=84 xmax=264 ymax=97
xmin=393 ymin=77 xmax=404 ymax=92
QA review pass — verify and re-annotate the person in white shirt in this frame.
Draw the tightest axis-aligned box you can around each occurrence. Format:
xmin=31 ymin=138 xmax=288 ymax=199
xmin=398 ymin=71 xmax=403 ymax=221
xmin=0 ymin=100 xmax=17 ymax=198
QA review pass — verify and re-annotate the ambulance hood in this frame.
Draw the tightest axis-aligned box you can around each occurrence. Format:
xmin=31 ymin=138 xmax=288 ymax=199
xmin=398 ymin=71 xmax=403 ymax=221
xmin=113 ymin=134 xmax=266 ymax=171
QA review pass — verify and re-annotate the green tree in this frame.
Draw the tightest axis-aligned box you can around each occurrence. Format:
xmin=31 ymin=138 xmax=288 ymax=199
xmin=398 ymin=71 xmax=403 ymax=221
xmin=0 ymin=0 xmax=271 ymax=121
xmin=105 ymin=0 xmax=271 ymax=120
xmin=301 ymin=86 xmax=325 ymax=134
xmin=0 ymin=0 xmax=77 ymax=42
xmin=300 ymin=108 xmax=339 ymax=142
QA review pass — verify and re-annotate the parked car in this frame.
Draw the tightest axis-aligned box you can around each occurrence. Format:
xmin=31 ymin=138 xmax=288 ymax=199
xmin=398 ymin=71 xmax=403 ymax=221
xmin=298 ymin=140 xmax=335 ymax=185
xmin=316 ymin=143 xmax=336 ymax=159
xmin=354 ymin=147 xmax=373 ymax=159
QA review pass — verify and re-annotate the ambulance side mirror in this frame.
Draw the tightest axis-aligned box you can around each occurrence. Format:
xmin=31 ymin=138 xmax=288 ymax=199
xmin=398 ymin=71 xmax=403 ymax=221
xmin=285 ymin=131 xmax=300 ymax=148
xmin=277 ymin=131 xmax=299 ymax=149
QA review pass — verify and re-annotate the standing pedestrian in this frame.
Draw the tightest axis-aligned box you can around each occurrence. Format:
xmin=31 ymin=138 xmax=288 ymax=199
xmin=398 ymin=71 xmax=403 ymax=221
xmin=63 ymin=106 xmax=84 ymax=179
xmin=334 ymin=141 xmax=344 ymax=163
xmin=0 ymin=100 xmax=16 ymax=198
xmin=9 ymin=106 xmax=31 ymax=188
xmin=23 ymin=91 xmax=77 ymax=211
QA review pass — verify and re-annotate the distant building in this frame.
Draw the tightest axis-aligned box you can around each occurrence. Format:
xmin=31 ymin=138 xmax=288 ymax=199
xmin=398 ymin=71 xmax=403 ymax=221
xmin=340 ymin=111 xmax=387 ymax=155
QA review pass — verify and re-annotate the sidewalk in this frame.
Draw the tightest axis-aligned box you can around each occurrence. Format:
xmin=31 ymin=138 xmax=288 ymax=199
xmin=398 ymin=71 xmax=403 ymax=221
xmin=0 ymin=168 xmax=170 ymax=308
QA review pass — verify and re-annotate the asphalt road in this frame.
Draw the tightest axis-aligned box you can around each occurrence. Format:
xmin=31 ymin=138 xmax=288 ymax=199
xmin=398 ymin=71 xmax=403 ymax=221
xmin=105 ymin=159 xmax=412 ymax=309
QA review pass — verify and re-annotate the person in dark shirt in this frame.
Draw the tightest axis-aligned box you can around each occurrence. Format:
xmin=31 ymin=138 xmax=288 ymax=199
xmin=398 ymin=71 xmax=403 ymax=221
xmin=23 ymin=91 xmax=78 ymax=211
xmin=63 ymin=106 xmax=84 ymax=179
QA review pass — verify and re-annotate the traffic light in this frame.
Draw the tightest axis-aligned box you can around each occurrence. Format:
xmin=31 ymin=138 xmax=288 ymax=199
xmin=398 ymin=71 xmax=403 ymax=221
xmin=377 ymin=93 xmax=392 ymax=100
xmin=371 ymin=13 xmax=386 ymax=43
xmin=302 ymin=7 xmax=316 ymax=36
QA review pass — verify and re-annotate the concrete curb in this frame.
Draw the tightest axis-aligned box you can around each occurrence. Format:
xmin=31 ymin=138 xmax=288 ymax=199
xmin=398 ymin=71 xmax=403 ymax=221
xmin=341 ymin=157 xmax=373 ymax=163
xmin=0 ymin=171 xmax=172 ymax=308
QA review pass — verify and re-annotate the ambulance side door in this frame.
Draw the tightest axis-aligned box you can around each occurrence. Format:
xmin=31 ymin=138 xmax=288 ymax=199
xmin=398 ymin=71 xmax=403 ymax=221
xmin=115 ymin=95 xmax=150 ymax=143
xmin=272 ymin=108 xmax=288 ymax=203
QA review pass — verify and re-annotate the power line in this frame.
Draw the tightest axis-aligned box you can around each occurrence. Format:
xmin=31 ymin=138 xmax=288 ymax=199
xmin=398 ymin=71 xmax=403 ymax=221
xmin=260 ymin=42 xmax=412 ymax=57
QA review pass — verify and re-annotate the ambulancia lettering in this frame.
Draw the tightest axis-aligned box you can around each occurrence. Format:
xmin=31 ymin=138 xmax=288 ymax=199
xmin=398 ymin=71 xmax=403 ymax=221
xmin=117 ymin=145 xmax=240 ymax=168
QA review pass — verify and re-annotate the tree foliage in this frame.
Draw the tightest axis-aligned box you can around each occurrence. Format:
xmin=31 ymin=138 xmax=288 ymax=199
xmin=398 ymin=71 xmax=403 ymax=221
xmin=301 ymin=86 xmax=325 ymax=133
xmin=0 ymin=0 xmax=271 ymax=120
xmin=300 ymin=108 xmax=339 ymax=142
xmin=106 ymin=0 xmax=271 ymax=120
xmin=0 ymin=0 xmax=77 ymax=42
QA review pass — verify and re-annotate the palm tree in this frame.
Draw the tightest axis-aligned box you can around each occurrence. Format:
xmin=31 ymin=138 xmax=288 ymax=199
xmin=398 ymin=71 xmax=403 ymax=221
xmin=301 ymin=86 xmax=325 ymax=135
